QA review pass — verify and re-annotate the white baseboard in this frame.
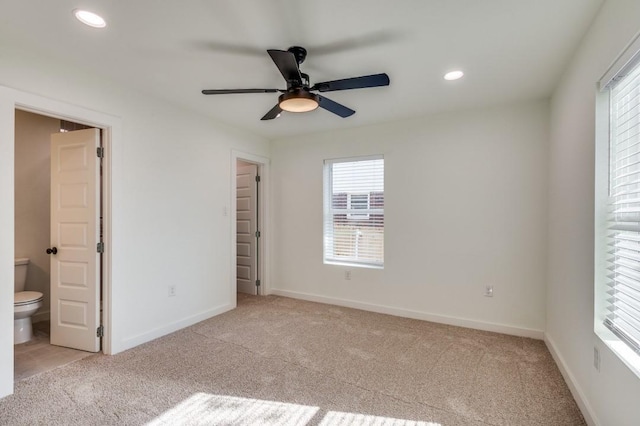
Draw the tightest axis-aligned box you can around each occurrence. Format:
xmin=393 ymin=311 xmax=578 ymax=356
xmin=270 ymin=288 xmax=544 ymax=339
xmin=117 ymin=303 xmax=234 ymax=353
xmin=544 ymin=333 xmax=599 ymax=426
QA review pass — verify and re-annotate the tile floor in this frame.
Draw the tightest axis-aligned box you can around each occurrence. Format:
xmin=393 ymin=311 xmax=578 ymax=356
xmin=14 ymin=321 xmax=95 ymax=382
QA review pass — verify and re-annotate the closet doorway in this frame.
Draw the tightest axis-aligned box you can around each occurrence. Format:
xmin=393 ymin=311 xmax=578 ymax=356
xmin=236 ymin=160 xmax=259 ymax=295
xmin=232 ymin=152 xmax=269 ymax=300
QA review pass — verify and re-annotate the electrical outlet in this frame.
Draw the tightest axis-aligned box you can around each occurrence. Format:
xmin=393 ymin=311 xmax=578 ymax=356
xmin=345 ymin=270 xmax=352 ymax=280
xmin=484 ymin=285 xmax=494 ymax=297
xmin=168 ymin=285 xmax=176 ymax=297
xmin=594 ymin=347 xmax=600 ymax=372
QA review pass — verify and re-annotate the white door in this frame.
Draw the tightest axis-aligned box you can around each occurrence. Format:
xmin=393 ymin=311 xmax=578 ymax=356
xmin=236 ymin=163 xmax=258 ymax=295
xmin=49 ymin=128 xmax=101 ymax=352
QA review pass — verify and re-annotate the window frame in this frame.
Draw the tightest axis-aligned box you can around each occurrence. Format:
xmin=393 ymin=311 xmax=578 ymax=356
xmin=323 ymin=155 xmax=384 ymax=269
xmin=595 ymin=33 xmax=640 ymax=378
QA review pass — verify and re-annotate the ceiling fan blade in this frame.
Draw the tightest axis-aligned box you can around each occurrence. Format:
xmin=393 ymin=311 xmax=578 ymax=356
xmin=261 ymin=104 xmax=283 ymax=121
xmin=267 ymin=49 xmax=303 ymax=86
xmin=308 ymin=31 xmax=402 ymax=56
xmin=311 ymin=73 xmax=390 ymax=92
xmin=202 ymin=89 xmax=280 ymax=95
xmin=317 ymin=95 xmax=355 ymax=118
xmin=188 ymin=41 xmax=265 ymax=57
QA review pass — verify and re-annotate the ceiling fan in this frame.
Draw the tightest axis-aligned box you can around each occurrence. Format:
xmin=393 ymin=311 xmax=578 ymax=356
xmin=201 ymin=46 xmax=390 ymax=121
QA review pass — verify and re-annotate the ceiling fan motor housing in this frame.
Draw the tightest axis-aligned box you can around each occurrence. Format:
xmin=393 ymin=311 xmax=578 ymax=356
xmin=286 ymin=72 xmax=310 ymax=90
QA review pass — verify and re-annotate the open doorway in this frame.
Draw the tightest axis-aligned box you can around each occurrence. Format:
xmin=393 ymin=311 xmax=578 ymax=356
xmin=236 ymin=160 xmax=259 ymax=295
xmin=0 ymin=87 xmax=117 ymax=395
xmin=231 ymin=151 xmax=269 ymax=300
xmin=13 ymin=110 xmax=103 ymax=380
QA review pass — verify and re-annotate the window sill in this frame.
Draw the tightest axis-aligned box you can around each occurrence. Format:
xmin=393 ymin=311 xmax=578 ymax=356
xmin=324 ymin=260 xmax=384 ymax=270
xmin=595 ymin=323 xmax=640 ymax=379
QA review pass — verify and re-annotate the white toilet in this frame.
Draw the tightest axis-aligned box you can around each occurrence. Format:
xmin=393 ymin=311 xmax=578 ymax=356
xmin=14 ymin=258 xmax=44 ymax=345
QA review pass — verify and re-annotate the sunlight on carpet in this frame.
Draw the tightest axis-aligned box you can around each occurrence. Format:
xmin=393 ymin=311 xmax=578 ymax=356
xmin=146 ymin=393 xmax=318 ymax=425
xmin=146 ymin=393 xmax=442 ymax=426
xmin=319 ymin=411 xmax=441 ymax=426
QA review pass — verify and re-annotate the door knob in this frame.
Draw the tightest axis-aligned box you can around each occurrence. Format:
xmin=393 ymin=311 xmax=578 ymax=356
xmin=46 ymin=247 xmax=58 ymax=255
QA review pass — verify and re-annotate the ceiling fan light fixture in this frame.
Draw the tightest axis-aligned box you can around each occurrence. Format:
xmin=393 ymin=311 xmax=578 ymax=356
xmin=73 ymin=9 xmax=106 ymax=28
xmin=279 ymin=91 xmax=319 ymax=113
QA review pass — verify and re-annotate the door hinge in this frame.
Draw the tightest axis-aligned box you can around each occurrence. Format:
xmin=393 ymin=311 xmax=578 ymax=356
xmin=255 ymin=175 xmax=261 ymax=183
xmin=255 ymin=231 xmax=261 ymax=238
xmin=97 ymin=325 xmax=104 ymax=338
xmin=97 ymin=147 xmax=105 ymax=158
xmin=256 ymin=279 xmax=261 ymax=287
xmin=97 ymin=242 xmax=104 ymax=253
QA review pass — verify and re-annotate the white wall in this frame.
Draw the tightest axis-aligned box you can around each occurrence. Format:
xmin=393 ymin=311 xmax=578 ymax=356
xmin=546 ymin=0 xmax=640 ymax=425
xmin=271 ymin=100 xmax=549 ymax=337
xmin=14 ymin=110 xmax=59 ymax=321
xmin=0 ymin=44 xmax=269 ymax=398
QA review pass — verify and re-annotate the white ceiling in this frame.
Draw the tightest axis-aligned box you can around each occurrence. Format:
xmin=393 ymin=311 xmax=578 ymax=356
xmin=1 ymin=0 xmax=603 ymax=140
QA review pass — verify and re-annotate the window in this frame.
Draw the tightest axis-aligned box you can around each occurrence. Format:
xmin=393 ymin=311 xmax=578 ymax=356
xmin=347 ymin=193 xmax=370 ymax=219
xmin=605 ymin=61 xmax=640 ymax=355
xmin=324 ymin=156 xmax=384 ymax=267
xmin=596 ymin=37 xmax=640 ymax=376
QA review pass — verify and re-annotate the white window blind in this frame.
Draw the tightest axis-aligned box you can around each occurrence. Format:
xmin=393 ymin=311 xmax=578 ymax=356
xmin=606 ymin=58 xmax=640 ymax=356
xmin=324 ymin=156 xmax=384 ymax=267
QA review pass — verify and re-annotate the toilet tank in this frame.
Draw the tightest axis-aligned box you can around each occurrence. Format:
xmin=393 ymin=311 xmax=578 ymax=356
xmin=14 ymin=258 xmax=29 ymax=292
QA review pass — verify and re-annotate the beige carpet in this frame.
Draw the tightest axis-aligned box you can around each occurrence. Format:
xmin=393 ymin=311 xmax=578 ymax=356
xmin=0 ymin=294 xmax=585 ymax=425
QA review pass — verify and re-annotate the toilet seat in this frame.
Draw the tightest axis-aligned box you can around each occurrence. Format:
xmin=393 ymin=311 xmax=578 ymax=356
xmin=14 ymin=291 xmax=44 ymax=306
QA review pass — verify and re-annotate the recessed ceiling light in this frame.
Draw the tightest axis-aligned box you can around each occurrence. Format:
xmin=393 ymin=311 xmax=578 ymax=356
xmin=444 ymin=70 xmax=464 ymax=81
xmin=73 ymin=9 xmax=106 ymax=28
